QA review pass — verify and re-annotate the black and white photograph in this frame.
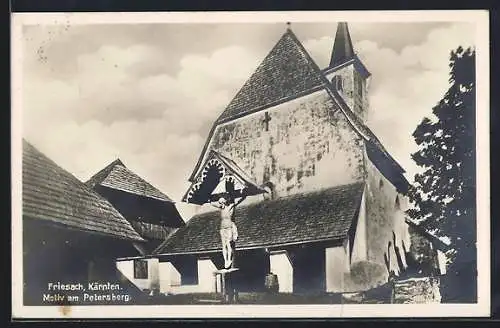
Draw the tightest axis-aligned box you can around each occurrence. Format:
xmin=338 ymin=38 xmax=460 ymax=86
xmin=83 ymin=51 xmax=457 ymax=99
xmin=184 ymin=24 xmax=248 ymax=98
xmin=11 ymin=10 xmax=490 ymax=318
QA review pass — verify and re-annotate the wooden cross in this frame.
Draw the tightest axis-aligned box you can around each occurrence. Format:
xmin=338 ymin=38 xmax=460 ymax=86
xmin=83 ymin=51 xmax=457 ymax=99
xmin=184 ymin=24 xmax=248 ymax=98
xmin=262 ymin=112 xmax=271 ymax=131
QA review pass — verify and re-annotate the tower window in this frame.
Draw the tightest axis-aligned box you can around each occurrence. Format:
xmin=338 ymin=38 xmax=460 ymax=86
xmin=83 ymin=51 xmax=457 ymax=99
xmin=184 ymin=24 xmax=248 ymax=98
xmin=379 ymin=179 xmax=384 ymax=189
xmin=357 ymin=74 xmax=363 ymax=97
xmin=395 ymin=196 xmax=400 ymax=210
xmin=331 ymin=75 xmax=343 ymax=92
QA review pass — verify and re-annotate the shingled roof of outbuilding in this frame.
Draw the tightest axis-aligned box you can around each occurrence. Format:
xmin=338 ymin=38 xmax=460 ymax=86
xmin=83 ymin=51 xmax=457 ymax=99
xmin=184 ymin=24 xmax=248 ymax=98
xmin=154 ymin=182 xmax=364 ymax=255
xmin=85 ymin=159 xmax=174 ymax=203
xmin=22 ymin=140 xmax=145 ymax=242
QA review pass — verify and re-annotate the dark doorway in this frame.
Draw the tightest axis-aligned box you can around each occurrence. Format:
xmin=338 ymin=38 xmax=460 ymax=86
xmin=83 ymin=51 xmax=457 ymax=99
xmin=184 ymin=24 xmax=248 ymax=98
xmin=234 ymin=249 xmax=270 ymax=292
xmin=291 ymin=245 xmax=326 ymax=294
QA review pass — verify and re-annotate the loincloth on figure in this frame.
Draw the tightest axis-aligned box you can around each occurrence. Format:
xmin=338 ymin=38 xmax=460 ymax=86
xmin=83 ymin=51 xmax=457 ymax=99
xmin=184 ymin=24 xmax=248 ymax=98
xmin=220 ymin=219 xmax=237 ymax=243
xmin=220 ymin=227 xmax=234 ymax=243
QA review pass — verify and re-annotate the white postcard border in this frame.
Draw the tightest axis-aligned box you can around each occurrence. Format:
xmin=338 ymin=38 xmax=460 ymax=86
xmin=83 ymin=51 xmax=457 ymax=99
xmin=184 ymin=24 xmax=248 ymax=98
xmin=11 ymin=10 xmax=490 ymax=319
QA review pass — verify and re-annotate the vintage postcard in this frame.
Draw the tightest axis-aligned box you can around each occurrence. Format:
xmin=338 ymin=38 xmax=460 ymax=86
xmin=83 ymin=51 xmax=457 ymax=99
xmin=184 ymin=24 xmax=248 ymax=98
xmin=11 ymin=10 xmax=490 ymax=319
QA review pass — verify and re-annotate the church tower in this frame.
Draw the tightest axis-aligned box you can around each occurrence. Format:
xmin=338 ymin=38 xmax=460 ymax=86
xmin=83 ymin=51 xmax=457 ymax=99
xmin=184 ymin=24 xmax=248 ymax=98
xmin=323 ymin=22 xmax=371 ymax=122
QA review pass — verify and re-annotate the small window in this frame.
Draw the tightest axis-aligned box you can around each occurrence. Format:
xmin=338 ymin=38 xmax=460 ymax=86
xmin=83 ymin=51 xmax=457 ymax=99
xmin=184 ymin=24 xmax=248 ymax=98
xmin=263 ymin=181 xmax=275 ymax=200
xmin=133 ymin=259 xmax=148 ymax=279
xmin=379 ymin=179 xmax=384 ymax=189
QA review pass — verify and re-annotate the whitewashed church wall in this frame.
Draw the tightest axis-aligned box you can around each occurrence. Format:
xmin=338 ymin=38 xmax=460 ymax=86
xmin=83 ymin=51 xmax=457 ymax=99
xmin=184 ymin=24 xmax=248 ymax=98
xmin=351 ymin=187 xmax=368 ymax=264
xmin=364 ymin=150 xmax=410 ymax=280
xmin=116 ymin=258 xmax=159 ymax=292
xmin=325 ymin=242 xmax=349 ymax=293
xmin=204 ymin=89 xmax=364 ymax=200
xmin=270 ymin=251 xmax=293 ymax=293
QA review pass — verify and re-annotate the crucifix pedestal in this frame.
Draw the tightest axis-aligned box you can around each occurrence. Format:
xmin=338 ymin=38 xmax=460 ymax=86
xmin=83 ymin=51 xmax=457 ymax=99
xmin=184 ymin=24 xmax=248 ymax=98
xmin=214 ymin=268 xmax=240 ymax=304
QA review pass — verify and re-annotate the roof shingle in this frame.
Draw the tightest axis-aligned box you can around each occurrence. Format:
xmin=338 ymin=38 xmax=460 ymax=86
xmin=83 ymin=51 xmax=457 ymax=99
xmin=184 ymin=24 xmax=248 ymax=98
xmin=154 ymin=182 xmax=364 ymax=255
xmin=85 ymin=159 xmax=173 ymax=203
xmin=215 ymin=29 xmax=324 ymax=124
xmin=22 ymin=140 xmax=145 ymax=242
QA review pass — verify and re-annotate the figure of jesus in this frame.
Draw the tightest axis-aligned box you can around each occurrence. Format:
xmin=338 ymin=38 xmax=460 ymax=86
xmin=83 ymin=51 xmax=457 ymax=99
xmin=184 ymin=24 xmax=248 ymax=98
xmin=211 ymin=191 xmax=247 ymax=269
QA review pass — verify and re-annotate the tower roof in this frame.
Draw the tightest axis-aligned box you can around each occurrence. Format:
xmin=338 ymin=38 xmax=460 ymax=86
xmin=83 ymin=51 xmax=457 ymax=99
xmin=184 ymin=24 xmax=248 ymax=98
xmin=329 ymin=22 xmax=355 ymax=68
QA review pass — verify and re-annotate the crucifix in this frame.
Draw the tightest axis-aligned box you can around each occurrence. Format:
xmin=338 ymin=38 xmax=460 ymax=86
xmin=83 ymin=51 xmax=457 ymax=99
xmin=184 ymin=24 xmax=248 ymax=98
xmin=262 ymin=112 xmax=272 ymax=132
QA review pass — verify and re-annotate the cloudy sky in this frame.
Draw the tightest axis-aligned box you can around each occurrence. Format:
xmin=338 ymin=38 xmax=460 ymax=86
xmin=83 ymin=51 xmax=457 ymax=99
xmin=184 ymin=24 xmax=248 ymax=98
xmin=21 ymin=20 xmax=476 ymax=209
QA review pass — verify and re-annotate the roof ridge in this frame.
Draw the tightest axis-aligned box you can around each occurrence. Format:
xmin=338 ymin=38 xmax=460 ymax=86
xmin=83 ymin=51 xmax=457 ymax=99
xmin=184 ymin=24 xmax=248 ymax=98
xmin=114 ymin=165 xmax=175 ymax=203
xmin=97 ymin=163 xmax=174 ymax=203
xmin=85 ymin=158 xmax=126 ymax=189
xmin=214 ymin=28 xmax=324 ymax=124
xmin=155 ymin=180 xmax=365 ymax=255
xmin=189 ymin=181 xmax=365 ymax=219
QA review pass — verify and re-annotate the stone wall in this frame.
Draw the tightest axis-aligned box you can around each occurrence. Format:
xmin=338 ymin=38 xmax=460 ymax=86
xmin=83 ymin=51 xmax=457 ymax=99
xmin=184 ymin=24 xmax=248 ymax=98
xmin=406 ymin=225 xmax=442 ymax=275
xmin=392 ymin=277 xmax=441 ymax=304
xmin=206 ymin=89 xmax=364 ymax=199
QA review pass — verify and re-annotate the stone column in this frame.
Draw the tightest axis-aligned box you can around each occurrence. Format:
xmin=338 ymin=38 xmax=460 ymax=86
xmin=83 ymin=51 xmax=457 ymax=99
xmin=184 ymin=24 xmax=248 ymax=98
xmin=159 ymin=261 xmax=180 ymax=295
xmin=325 ymin=243 xmax=349 ymax=293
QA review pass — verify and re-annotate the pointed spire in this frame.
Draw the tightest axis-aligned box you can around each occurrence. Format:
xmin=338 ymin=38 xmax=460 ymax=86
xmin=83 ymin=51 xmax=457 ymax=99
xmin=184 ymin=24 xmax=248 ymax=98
xmin=329 ymin=22 xmax=355 ymax=68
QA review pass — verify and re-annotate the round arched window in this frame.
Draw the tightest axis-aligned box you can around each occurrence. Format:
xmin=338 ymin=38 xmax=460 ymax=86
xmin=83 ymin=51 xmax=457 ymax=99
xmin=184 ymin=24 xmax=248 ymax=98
xmin=331 ymin=75 xmax=343 ymax=92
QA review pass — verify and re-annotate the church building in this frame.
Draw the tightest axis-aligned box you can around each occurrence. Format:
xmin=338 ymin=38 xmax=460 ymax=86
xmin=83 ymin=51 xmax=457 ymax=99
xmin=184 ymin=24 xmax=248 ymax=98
xmin=151 ymin=23 xmax=446 ymax=295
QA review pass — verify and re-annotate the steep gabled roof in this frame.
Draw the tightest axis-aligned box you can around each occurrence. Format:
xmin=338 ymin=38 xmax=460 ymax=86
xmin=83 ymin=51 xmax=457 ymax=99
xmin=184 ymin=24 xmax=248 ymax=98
xmin=215 ymin=28 xmax=325 ymax=124
xmin=85 ymin=159 xmax=174 ymax=203
xmin=22 ymin=140 xmax=145 ymax=242
xmin=329 ymin=22 xmax=356 ymax=68
xmin=154 ymin=182 xmax=364 ymax=255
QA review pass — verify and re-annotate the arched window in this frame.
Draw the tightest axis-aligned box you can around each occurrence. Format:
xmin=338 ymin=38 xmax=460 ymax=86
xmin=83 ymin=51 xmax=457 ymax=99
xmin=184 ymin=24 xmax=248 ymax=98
xmin=263 ymin=181 xmax=275 ymax=200
xmin=395 ymin=196 xmax=401 ymax=210
xmin=331 ymin=75 xmax=343 ymax=92
xmin=379 ymin=179 xmax=384 ymax=189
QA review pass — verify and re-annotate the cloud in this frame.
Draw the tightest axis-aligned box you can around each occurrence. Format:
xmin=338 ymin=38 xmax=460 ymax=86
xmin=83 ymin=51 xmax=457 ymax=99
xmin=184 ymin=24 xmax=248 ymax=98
xmin=23 ymin=34 xmax=263 ymax=202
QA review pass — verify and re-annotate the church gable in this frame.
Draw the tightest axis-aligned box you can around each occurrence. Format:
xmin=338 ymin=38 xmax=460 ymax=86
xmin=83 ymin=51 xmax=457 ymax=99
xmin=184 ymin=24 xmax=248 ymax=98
xmin=215 ymin=28 xmax=325 ymax=124
xmin=187 ymin=25 xmax=409 ymax=204
xmin=183 ymin=150 xmax=267 ymax=205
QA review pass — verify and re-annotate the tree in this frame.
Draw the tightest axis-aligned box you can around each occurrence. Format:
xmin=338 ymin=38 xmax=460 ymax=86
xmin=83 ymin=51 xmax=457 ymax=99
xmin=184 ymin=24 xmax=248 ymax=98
xmin=406 ymin=46 xmax=476 ymax=302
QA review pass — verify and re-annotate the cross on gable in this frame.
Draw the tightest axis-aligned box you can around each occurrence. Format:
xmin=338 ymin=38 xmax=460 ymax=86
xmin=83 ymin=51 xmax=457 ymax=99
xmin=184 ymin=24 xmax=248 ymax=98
xmin=262 ymin=112 xmax=272 ymax=131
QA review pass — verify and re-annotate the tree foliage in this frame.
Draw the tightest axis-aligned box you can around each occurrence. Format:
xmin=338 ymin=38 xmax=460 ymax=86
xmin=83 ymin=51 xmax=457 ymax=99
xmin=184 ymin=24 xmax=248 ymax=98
xmin=406 ymin=46 xmax=476 ymax=301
